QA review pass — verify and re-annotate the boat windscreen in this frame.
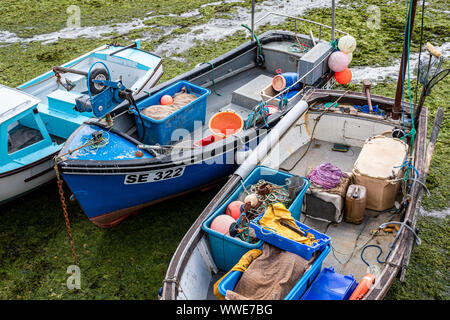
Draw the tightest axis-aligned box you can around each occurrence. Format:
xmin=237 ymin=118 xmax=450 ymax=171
xmin=0 ymin=85 xmax=40 ymax=123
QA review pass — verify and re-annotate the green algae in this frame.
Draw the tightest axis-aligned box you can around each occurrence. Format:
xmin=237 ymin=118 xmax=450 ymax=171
xmin=0 ymin=0 xmax=251 ymax=39
xmin=386 ymin=216 xmax=450 ymax=300
xmin=0 ymin=0 xmax=448 ymax=300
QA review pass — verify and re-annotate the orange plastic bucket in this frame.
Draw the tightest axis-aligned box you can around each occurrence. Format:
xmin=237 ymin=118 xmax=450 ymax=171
xmin=209 ymin=111 xmax=244 ymax=138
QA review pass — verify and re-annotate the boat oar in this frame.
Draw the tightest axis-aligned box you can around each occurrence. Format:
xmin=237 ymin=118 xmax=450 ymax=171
xmin=109 ymin=41 xmax=138 ymax=56
xmin=279 ymin=220 xmax=305 ymax=236
xmin=138 ymin=144 xmax=197 ymax=150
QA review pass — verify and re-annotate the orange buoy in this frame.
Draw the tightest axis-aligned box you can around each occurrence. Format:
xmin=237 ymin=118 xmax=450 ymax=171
xmin=349 ymin=274 xmax=375 ymax=300
xmin=209 ymin=111 xmax=243 ymax=138
xmin=226 ymin=201 xmax=244 ymax=220
xmin=211 ymin=215 xmax=236 ymax=236
xmin=160 ymin=94 xmax=173 ymax=105
xmin=334 ymin=68 xmax=352 ymax=85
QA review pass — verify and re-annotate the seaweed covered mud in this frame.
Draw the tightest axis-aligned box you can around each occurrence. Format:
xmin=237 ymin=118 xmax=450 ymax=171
xmin=0 ymin=0 xmax=448 ymax=299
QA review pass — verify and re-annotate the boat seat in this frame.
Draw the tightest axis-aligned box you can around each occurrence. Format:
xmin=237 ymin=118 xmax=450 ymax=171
xmin=231 ymin=75 xmax=273 ymax=109
xmin=38 ymin=100 xmax=89 ymax=140
xmin=47 ymin=89 xmax=83 ymax=116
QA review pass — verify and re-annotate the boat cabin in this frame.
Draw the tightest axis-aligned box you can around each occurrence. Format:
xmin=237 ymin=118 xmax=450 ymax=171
xmin=0 ymin=85 xmax=61 ymax=173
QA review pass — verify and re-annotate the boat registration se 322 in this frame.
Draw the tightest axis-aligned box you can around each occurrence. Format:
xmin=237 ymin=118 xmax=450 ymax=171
xmin=124 ymin=166 xmax=185 ymax=184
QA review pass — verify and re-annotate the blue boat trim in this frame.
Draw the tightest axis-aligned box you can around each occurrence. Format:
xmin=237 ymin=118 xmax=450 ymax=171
xmin=59 ymin=121 xmax=267 ymax=173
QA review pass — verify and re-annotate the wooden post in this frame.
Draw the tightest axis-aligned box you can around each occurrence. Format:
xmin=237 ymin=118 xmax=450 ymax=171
xmin=392 ymin=0 xmax=418 ymax=120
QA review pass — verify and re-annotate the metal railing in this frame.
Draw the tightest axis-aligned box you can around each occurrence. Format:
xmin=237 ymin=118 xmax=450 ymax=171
xmin=254 ymin=12 xmax=348 ymax=42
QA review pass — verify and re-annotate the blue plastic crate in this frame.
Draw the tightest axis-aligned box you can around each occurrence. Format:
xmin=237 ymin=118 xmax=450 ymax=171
xmin=132 ymin=80 xmax=210 ymax=145
xmin=202 ymin=166 xmax=310 ymax=271
xmin=217 ymin=245 xmax=330 ymax=299
xmin=250 ymin=211 xmax=330 ymax=261
xmin=300 ymin=266 xmax=358 ymax=300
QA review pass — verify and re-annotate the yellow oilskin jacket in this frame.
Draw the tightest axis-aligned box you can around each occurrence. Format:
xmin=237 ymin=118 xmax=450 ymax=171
xmin=259 ymin=202 xmax=317 ymax=246
xmin=213 ymin=249 xmax=262 ymax=300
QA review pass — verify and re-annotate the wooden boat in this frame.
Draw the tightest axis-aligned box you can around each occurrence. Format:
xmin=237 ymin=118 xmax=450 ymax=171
xmin=160 ymin=88 xmax=443 ymax=300
xmin=0 ymin=40 xmax=163 ymax=204
xmin=55 ymin=13 xmax=348 ymax=228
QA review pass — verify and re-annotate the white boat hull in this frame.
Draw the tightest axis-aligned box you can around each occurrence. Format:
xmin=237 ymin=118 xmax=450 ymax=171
xmin=0 ymin=155 xmax=56 ymax=204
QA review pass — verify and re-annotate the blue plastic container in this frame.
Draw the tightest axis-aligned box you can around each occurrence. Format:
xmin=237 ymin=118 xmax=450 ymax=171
xmin=300 ymin=266 xmax=358 ymax=300
xmin=217 ymin=245 xmax=330 ymax=299
xmin=132 ymin=80 xmax=210 ymax=145
xmin=273 ymin=72 xmax=301 ymax=91
xmin=202 ymin=166 xmax=310 ymax=271
xmin=275 ymin=89 xmax=299 ymax=100
xmin=250 ymin=211 xmax=330 ymax=261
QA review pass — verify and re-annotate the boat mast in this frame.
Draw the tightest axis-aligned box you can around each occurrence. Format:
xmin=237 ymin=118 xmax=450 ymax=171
xmin=251 ymin=0 xmax=255 ymax=41
xmin=331 ymin=0 xmax=336 ymax=41
xmin=393 ymin=0 xmax=418 ymax=120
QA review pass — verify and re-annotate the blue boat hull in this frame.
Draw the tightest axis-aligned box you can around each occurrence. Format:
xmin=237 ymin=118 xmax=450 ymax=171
xmin=62 ymin=153 xmax=237 ymax=227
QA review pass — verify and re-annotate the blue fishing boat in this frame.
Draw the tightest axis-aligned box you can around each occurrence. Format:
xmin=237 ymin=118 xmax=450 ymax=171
xmin=0 ymin=40 xmax=163 ymax=203
xmin=56 ymin=7 xmax=351 ymax=227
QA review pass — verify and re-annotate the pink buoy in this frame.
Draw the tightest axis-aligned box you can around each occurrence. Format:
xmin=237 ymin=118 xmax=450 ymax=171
xmin=226 ymin=201 xmax=244 ymax=220
xmin=328 ymin=51 xmax=349 ymax=73
xmin=160 ymin=94 xmax=173 ymax=105
xmin=211 ymin=215 xmax=236 ymax=236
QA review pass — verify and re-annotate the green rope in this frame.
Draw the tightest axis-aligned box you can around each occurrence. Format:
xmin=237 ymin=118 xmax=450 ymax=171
xmin=324 ymin=102 xmax=338 ymax=109
xmin=329 ymin=39 xmax=339 ymax=50
xmin=204 ymin=62 xmax=222 ymax=96
xmin=278 ymin=96 xmax=288 ymax=110
xmin=241 ymin=24 xmax=262 ymax=55
xmin=401 ymin=0 xmax=417 ymax=185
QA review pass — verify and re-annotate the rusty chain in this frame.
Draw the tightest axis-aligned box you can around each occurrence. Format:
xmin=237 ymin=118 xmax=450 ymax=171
xmin=54 ymin=160 xmax=78 ymax=266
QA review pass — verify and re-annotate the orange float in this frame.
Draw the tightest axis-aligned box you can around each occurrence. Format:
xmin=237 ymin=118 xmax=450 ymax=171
xmin=349 ymin=273 xmax=375 ymax=300
xmin=160 ymin=94 xmax=173 ymax=105
xmin=335 ymin=68 xmax=352 ymax=85
xmin=226 ymin=201 xmax=244 ymax=220
xmin=211 ymin=215 xmax=236 ymax=236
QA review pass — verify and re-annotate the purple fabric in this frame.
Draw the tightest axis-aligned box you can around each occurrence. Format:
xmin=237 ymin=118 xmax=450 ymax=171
xmin=307 ymin=163 xmax=347 ymax=190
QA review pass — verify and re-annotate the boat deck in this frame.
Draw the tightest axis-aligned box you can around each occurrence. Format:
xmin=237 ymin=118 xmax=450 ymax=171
xmin=173 ymin=67 xmax=274 ymax=147
xmin=281 ymin=139 xmax=398 ymax=281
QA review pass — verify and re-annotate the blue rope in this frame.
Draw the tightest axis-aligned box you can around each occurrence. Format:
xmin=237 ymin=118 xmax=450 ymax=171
xmin=361 ymin=245 xmax=391 ymax=267
xmin=353 ymin=104 xmax=385 ymax=116
xmin=244 ymin=102 xmax=269 ymax=130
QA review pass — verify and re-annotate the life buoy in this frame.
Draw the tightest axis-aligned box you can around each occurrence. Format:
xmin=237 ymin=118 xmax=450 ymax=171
xmin=349 ymin=274 xmax=375 ymax=300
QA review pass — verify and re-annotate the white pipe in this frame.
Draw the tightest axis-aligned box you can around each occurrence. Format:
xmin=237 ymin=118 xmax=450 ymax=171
xmin=235 ymin=99 xmax=309 ymax=179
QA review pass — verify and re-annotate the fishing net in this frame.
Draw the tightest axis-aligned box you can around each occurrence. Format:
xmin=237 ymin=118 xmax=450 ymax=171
xmin=225 ymin=243 xmax=317 ymax=300
xmin=141 ymin=87 xmax=197 ymax=120
xmin=238 ymin=179 xmax=293 ymax=211
xmin=415 ymin=55 xmax=443 ymax=87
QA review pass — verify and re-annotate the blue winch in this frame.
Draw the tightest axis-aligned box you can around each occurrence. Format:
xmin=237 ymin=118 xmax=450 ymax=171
xmin=74 ymin=61 xmax=132 ymax=118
